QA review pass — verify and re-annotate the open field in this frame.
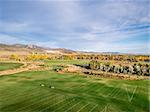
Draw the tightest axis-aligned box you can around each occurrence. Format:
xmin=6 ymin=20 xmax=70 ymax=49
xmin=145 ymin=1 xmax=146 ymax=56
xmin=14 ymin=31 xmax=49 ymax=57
xmin=0 ymin=62 xmax=23 ymax=71
xmin=1 ymin=1 xmax=149 ymax=111
xmin=44 ymin=60 xmax=90 ymax=66
xmin=0 ymin=60 xmax=149 ymax=112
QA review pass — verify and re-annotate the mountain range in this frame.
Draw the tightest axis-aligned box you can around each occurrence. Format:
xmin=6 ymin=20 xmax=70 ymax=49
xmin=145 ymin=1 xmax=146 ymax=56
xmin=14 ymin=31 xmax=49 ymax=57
xmin=0 ymin=43 xmax=123 ymax=55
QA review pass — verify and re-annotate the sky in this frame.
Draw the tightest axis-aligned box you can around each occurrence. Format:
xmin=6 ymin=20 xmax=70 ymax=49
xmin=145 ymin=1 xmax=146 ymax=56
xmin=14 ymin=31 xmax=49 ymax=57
xmin=0 ymin=0 xmax=149 ymax=54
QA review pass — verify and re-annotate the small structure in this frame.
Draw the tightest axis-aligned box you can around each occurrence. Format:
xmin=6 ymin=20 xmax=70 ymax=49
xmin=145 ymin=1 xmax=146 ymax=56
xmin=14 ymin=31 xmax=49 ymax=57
xmin=49 ymin=85 xmax=55 ymax=89
xmin=40 ymin=84 xmax=45 ymax=87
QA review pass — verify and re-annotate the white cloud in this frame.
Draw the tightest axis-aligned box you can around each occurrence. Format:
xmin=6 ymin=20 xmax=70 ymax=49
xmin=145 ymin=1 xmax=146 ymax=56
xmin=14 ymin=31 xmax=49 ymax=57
xmin=0 ymin=0 xmax=149 ymax=53
xmin=0 ymin=33 xmax=59 ymax=48
xmin=34 ymin=41 xmax=59 ymax=48
xmin=80 ymin=33 xmax=97 ymax=41
xmin=0 ymin=34 xmax=26 ymax=44
xmin=0 ymin=21 xmax=30 ymax=33
xmin=74 ymin=41 xmax=149 ymax=54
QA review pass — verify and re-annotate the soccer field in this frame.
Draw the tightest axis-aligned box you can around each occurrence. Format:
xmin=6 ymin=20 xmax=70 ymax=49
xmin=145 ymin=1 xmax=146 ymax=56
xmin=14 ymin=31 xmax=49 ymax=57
xmin=0 ymin=61 xmax=149 ymax=112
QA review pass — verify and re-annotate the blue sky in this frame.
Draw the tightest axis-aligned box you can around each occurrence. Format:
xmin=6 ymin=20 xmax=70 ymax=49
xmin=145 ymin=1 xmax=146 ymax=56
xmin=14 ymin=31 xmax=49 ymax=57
xmin=0 ymin=0 xmax=149 ymax=54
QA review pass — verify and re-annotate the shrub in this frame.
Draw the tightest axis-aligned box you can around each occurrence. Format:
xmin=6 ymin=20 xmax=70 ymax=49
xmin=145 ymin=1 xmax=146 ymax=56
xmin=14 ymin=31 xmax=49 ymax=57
xmin=87 ymin=60 xmax=150 ymax=76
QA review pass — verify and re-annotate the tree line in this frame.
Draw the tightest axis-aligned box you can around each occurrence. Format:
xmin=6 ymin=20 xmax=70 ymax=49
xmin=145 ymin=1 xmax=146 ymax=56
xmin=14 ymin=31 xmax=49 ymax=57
xmin=9 ymin=53 xmax=150 ymax=62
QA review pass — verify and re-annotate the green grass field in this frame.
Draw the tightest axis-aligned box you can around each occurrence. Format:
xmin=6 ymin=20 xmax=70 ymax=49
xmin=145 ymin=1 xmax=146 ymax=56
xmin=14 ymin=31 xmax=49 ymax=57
xmin=0 ymin=62 xmax=23 ymax=71
xmin=0 ymin=60 xmax=149 ymax=112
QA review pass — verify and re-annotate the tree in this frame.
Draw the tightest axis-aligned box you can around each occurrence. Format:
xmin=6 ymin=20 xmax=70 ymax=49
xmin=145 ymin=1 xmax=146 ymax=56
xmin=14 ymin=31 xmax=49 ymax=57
xmin=10 ymin=54 xmax=21 ymax=61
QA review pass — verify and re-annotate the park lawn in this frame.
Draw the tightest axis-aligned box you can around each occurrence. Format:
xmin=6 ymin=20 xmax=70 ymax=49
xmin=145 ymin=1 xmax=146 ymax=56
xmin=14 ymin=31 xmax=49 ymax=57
xmin=0 ymin=62 xmax=23 ymax=71
xmin=0 ymin=68 xmax=149 ymax=112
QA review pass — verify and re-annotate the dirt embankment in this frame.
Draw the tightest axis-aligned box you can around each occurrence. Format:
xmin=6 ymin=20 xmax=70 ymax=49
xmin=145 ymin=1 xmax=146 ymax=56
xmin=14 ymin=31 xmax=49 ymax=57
xmin=61 ymin=65 xmax=149 ymax=80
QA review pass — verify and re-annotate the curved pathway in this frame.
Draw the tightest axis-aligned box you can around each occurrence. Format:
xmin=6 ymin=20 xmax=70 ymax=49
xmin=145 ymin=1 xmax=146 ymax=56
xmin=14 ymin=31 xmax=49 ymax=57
xmin=0 ymin=61 xmax=49 ymax=76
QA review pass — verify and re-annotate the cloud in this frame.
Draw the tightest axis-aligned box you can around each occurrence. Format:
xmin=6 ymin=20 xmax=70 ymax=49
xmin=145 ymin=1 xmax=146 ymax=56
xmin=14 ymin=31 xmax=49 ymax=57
xmin=0 ymin=0 xmax=149 ymax=53
xmin=71 ymin=40 xmax=149 ymax=54
xmin=0 ymin=34 xmax=27 ymax=44
xmin=0 ymin=21 xmax=30 ymax=33
xmin=34 ymin=41 xmax=59 ymax=48
xmin=0 ymin=33 xmax=59 ymax=48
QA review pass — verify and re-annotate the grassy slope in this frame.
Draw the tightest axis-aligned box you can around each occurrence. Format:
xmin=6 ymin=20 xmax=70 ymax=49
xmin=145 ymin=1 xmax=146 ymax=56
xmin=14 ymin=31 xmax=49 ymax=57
xmin=0 ymin=60 xmax=149 ymax=112
xmin=0 ymin=62 xmax=23 ymax=71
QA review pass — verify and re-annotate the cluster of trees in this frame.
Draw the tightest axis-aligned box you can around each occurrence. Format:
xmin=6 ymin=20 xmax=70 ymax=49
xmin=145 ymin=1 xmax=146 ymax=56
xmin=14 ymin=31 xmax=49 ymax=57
xmin=56 ymin=54 xmax=149 ymax=62
xmin=75 ymin=55 xmax=149 ymax=62
xmin=26 ymin=54 xmax=48 ymax=60
xmin=10 ymin=54 xmax=22 ymax=61
xmin=9 ymin=53 xmax=150 ymax=63
xmin=88 ymin=60 xmax=150 ymax=76
xmin=10 ymin=54 xmax=49 ymax=61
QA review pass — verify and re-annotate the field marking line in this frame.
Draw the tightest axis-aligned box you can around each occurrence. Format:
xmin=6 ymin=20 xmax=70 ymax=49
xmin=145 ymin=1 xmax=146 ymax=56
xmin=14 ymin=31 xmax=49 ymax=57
xmin=37 ymin=95 xmax=66 ymax=112
xmin=31 ymin=94 xmax=63 ymax=109
xmin=82 ymin=84 xmax=107 ymax=101
xmin=89 ymin=84 xmax=102 ymax=92
xmin=67 ymin=83 xmax=95 ymax=93
xmin=107 ymin=86 xmax=118 ymax=97
xmin=40 ymin=96 xmax=70 ymax=112
xmin=99 ymin=84 xmax=121 ymax=98
xmin=112 ymin=88 xmax=121 ymax=98
xmin=108 ymin=85 xmax=121 ymax=97
xmin=64 ymin=83 xmax=97 ymax=96
xmin=0 ymin=86 xmax=39 ymax=98
xmin=1 ymin=87 xmax=45 ymax=106
xmin=125 ymin=86 xmax=137 ymax=102
xmin=28 ymin=94 xmax=64 ymax=111
xmin=1 ymin=86 xmax=39 ymax=100
xmin=84 ymin=84 xmax=99 ymax=94
xmin=23 ymin=94 xmax=62 ymax=111
xmin=101 ymin=105 xmax=109 ymax=112
xmin=15 ymin=94 xmax=58 ymax=112
xmin=15 ymin=94 xmax=57 ymax=112
xmin=97 ymin=85 xmax=113 ymax=97
xmin=83 ymin=84 xmax=96 ymax=93
xmin=111 ymin=85 xmax=124 ymax=98
xmin=65 ymin=101 xmax=81 ymax=112
xmin=76 ymin=103 xmax=90 ymax=112
xmin=95 ymin=84 xmax=106 ymax=92
xmin=93 ymin=85 xmax=108 ymax=97
xmin=52 ymin=98 xmax=75 ymax=112
xmin=88 ymin=104 xmax=98 ymax=112
xmin=50 ymin=97 xmax=70 ymax=107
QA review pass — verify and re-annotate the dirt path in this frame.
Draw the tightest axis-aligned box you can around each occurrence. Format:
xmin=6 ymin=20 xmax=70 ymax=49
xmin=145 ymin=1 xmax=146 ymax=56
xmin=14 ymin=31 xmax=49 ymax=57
xmin=0 ymin=61 xmax=49 ymax=76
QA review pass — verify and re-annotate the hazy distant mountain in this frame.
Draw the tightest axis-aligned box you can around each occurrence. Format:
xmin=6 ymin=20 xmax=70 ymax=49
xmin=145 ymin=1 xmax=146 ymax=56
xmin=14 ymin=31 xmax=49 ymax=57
xmin=0 ymin=43 xmax=77 ymax=54
xmin=0 ymin=43 xmax=44 ymax=53
xmin=79 ymin=51 xmax=120 ymax=55
xmin=1 ymin=43 xmax=133 ymax=55
xmin=0 ymin=43 xmax=123 ymax=55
